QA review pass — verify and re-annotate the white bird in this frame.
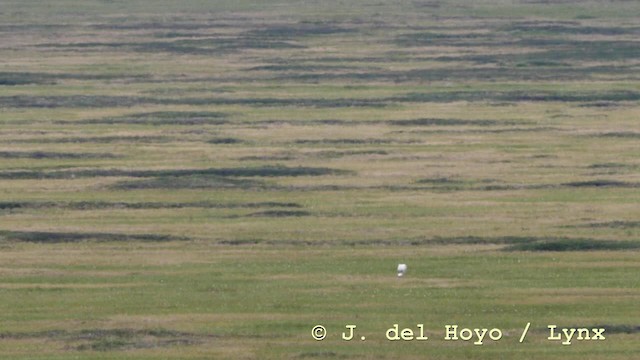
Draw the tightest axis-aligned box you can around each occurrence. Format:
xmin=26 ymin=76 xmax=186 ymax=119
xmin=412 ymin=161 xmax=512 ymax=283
xmin=397 ymin=263 xmax=407 ymax=277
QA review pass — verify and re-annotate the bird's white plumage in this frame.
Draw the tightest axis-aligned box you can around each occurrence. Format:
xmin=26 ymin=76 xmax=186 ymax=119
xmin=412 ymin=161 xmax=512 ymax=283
xmin=397 ymin=263 xmax=407 ymax=277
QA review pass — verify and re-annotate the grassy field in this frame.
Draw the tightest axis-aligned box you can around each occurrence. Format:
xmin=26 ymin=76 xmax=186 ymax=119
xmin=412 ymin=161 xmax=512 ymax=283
xmin=1 ymin=0 xmax=639 ymax=358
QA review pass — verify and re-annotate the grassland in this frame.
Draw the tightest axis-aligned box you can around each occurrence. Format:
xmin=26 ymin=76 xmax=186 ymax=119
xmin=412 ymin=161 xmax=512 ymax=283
xmin=1 ymin=0 xmax=639 ymax=358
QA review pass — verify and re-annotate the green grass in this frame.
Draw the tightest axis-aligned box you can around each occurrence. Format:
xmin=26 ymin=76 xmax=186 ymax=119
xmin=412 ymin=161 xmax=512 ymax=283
xmin=1 ymin=0 xmax=640 ymax=359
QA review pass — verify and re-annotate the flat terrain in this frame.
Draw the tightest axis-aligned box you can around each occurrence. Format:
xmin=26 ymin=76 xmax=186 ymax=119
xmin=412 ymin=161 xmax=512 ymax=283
xmin=0 ymin=0 xmax=639 ymax=358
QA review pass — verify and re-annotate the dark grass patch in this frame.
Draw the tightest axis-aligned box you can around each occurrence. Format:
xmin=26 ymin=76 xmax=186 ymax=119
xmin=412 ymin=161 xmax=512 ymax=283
xmin=415 ymin=177 xmax=468 ymax=189
xmin=184 ymin=97 xmax=387 ymax=108
xmin=248 ymin=64 xmax=369 ymax=72
xmin=310 ymin=119 xmax=352 ymax=125
xmin=248 ymin=202 xmax=302 ymax=208
xmin=277 ymin=184 xmax=358 ymax=192
xmin=0 ymin=72 xmax=55 ymax=85
xmin=244 ymin=22 xmax=354 ymax=39
xmin=0 ymin=72 xmax=148 ymax=86
xmin=312 ymin=150 xmax=388 ymax=158
xmin=578 ymin=101 xmax=621 ymax=108
xmin=468 ymin=126 xmax=559 ymax=134
xmin=389 ymin=90 xmax=640 ymax=103
xmin=586 ymin=325 xmax=640 ymax=334
xmin=0 ymin=202 xmax=29 ymax=210
xmin=213 ymin=236 xmax=628 ymax=248
xmin=415 ymin=178 xmax=474 ymax=191
xmin=79 ymin=338 xmax=131 ymax=351
xmin=416 ymin=177 xmax=465 ymax=185
xmin=217 ymin=239 xmax=263 ymax=245
xmin=428 ymin=236 xmax=538 ymax=246
xmin=140 ymin=87 xmax=234 ymax=96
xmin=153 ymin=31 xmax=217 ymax=38
xmin=2 ymin=82 xmax=632 ymax=114
xmin=294 ymin=138 xmax=411 ymax=145
xmin=563 ymin=180 xmax=638 ymax=188
xmin=390 ymin=127 xmax=560 ymax=135
xmin=253 ymin=119 xmax=353 ymax=126
xmin=410 ymin=179 xmax=640 ymax=192
xmin=414 ymin=177 xmax=499 ymax=191
xmin=504 ymin=239 xmax=640 ymax=252
xmin=110 ymin=175 xmax=264 ymax=190
xmin=65 ymin=111 xmax=228 ymax=126
xmin=14 ymin=90 xmax=633 ymax=109
xmin=277 ymin=65 xmax=633 ymax=83
xmin=142 ymin=166 xmax=347 ymax=178
xmin=276 ymin=43 xmax=637 ymax=79
xmin=272 ymin=182 xmax=537 ymax=192
xmin=264 ymin=179 xmax=639 ymax=192
xmin=274 ymin=55 xmax=395 ymax=64
xmin=42 ymin=40 xmax=215 ymax=55
xmin=237 ymin=155 xmax=296 ymax=161
xmin=594 ymin=132 xmax=640 ymax=139
xmin=0 ymin=165 xmax=347 ymax=180
xmin=91 ymin=21 xmax=225 ymax=31
xmin=418 ymin=237 xmax=637 ymax=251
xmin=515 ymin=60 xmax=570 ymax=67
xmin=502 ymin=23 xmax=640 ymax=36
xmin=586 ymin=163 xmax=637 ymax=175
xmin=395 ymin=31 xmax=490 ymax=47
xmin=0 ymin=24 xmax=70 ymax=32
xmin=514 ymin=40 xmax=640 ymax=63
xmin=569 ymin=221 xmax=640 ymax=229
xmin=0 ymin=201 xmax=301 ymax=211
xmin=395 ymin=27 xmax=640 ymax=63
xmin=0 ymin=95 xmax=153 ymax=108
xmin=548 ymin=89 xmax=640 ymax=102
xmin=587 ymin=163 xmax=629 ymax=169
xmin=0 ymin=151 xmax=118 ymax=159
xmin=295 ymin=138 xmax=391 ymax=145
xmin=401 ymin=179 xmax=639 ymax=192
xmin=75 ymin=328 xmax=203 ymax=351
xmin=0 ymin=328 xmax=207 ymax=351
xmin=389 ymin=118 xmax=507 ymax=126
xmin=11 ymin=135 xmax=171 ymax=144
xmin=207 ymin=137 xmax=242 ymax=144
xmin=474 ymin=184 xmax=548 ymax=191
xmin=180 ymin=38 xmax=305 ymax=51
xmin=1 ymin=95 xmax=388 ymax=109
xmin=433 ymin=54 xmax=637 ymax=74
xmin=211 ymin=236 xmax=536 ymax=247
xmin=245 ymin=210 xmax=311 ymax=217
xmin=0 ymin=231 xmax=187 ymax=243
xmin=39 ymin=37 xmax=304 ymax=54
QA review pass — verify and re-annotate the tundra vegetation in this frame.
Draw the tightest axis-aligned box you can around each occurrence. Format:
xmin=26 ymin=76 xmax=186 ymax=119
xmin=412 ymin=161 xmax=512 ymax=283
xmin=0 ymin=0 xmax=639 ymax=359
